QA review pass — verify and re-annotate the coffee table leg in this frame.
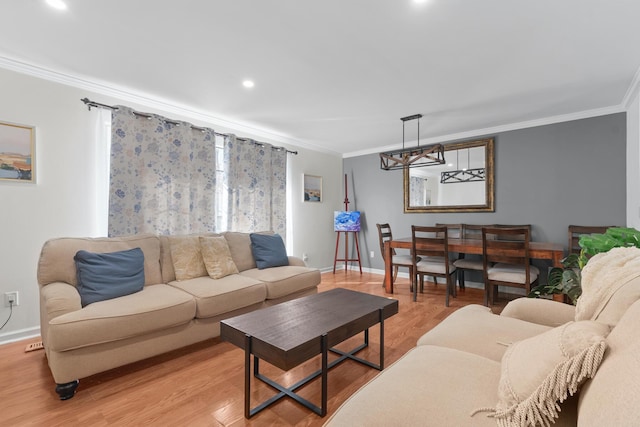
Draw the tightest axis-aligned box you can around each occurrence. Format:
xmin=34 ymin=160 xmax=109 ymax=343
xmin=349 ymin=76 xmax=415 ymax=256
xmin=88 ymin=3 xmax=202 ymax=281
xmin=379 ymin=308 xmax=385 ymax=370
xmin=321 ymin=333 xmax=328 ymax=417
xmin=325 ymin=308 xmax=387 ymax=371
xmin=244 ymin=334 xmax=252 ymax=419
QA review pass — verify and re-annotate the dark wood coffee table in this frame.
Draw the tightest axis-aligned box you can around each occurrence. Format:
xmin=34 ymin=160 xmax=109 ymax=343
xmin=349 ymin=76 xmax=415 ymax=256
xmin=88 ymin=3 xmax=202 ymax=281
xmin=220 ymin=288 xmax=399 ymax=418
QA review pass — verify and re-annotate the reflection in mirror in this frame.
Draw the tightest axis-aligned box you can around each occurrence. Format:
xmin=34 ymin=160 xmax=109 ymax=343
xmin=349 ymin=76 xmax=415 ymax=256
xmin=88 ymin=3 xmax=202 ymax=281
xmin=404 ymin=138 xmax=494 ymax=213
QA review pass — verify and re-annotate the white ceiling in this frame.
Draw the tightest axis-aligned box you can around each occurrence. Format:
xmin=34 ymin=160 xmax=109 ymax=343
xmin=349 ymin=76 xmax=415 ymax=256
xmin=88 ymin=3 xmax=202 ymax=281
xmin=1 ymin=0 xmax=639 ymax=156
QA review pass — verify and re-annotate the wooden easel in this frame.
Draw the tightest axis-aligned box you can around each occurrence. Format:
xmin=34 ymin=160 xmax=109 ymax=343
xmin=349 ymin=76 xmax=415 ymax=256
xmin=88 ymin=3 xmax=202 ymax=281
xmin=333 ymin=174 xmax=362 ymax=274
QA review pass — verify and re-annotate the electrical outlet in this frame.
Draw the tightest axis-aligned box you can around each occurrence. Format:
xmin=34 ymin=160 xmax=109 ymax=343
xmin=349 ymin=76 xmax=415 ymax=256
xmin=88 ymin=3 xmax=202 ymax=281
xmin=370 ymin=251 xmax=375 ymax=258
xmin=302 ymin=253 xmax=309 ymax=261
xmin=5 ymin=291 xmax=19 ymax=307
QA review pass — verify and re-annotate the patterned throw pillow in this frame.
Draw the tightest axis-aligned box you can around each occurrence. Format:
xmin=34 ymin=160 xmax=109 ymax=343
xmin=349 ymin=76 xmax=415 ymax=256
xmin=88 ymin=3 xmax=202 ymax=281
xmin=200 ymin=236 xmax=239 ymax=279
xmin=168 ymin=235 xmax=208 ymax=281
xmin=475 ymin=321 xmax=609 ymax=427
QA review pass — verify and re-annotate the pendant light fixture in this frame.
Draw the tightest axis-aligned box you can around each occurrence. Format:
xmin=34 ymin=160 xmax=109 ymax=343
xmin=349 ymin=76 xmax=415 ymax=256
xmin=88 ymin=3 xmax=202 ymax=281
xmin=379 ymin=114 xmax=445 ymax=170
xmin=440 ymin=147 xmax=486 ymax=183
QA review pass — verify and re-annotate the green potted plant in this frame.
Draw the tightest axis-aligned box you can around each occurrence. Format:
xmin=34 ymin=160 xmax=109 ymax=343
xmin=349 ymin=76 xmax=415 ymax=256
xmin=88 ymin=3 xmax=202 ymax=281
xmin=529 ymin=227 xmax=640 ymax=304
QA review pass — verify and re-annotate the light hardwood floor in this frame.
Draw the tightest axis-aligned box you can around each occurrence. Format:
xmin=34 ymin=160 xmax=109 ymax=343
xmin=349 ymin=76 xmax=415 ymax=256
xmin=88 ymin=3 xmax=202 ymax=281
xmin=1 ymin=271 xmax=505 ymax=426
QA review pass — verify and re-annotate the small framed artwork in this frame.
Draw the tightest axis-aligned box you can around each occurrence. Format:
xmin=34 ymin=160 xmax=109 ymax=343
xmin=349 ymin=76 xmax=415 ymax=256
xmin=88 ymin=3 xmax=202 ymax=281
xmin=0 ymin=121 xmax=35 ymax=183
xmin=303 ymin=174 xmax=322 ymax=202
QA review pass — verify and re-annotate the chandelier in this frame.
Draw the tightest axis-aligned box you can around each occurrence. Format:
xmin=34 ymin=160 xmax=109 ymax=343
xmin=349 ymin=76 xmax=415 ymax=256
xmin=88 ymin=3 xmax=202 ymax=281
xmin=379 ymin=114 xmax=445 ymax=171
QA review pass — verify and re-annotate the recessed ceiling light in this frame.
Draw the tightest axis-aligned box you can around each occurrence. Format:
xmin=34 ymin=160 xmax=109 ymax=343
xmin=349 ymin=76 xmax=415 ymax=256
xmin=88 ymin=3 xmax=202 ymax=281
xmin=413 ymin=0 xmax=429 ymax=4
xmin=46 ymin=0 xmax=68 ymax=10
xmin=242 ymin=80 xmax=255 ymax=88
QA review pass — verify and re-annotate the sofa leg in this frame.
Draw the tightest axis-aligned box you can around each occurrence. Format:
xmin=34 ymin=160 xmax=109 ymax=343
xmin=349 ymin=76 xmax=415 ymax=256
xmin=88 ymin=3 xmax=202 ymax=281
xmin=55 ymin=380 xmax=79 ymax=400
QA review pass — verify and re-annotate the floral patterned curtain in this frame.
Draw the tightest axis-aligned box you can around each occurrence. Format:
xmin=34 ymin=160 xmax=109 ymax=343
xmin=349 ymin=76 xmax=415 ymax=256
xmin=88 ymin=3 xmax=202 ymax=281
xmin=109 ymin=106 xmax=217 ymax=236
xmin=410 ymin=176 xmax=430 ymax=206
xmin=223 ymin=135 xmax=287 ymax=237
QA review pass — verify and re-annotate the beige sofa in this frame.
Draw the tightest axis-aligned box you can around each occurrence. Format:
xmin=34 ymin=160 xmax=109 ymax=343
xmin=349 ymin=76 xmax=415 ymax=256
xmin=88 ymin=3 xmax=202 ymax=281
xmin=37 ymin=231 xmax=320 ymax=400
xmin=326 ymin=247 xmax=640 ymax=426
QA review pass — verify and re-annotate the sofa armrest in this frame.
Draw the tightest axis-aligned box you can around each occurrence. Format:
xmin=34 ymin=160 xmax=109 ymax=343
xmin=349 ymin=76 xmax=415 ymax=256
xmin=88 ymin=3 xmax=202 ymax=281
xmin=500 ymin=297 xmax=575 ymax=327
xmin=39 ymin=282 xmax=82 ymax=349
xmin=40 ymin=282 xmax=82 ymax=324
xmin=287 ymin=256 xmax=306 ymax=267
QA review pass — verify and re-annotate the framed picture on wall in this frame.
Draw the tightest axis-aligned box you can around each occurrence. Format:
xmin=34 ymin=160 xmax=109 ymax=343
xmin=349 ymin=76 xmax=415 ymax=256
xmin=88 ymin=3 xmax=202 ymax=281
xmin=303 ymin=174 xmax=322 ymax=202
xmin=0 ymin=121 xmax=35 ymax=183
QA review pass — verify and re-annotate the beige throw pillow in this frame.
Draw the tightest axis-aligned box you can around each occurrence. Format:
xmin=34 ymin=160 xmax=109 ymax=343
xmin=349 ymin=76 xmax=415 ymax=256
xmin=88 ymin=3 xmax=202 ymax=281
xmin=200 ymin=236 xmax=239 ymax=279
xmin=474 ymin=321 xmax=609 ymax=427
xmin=168 ymin=235 xmax=208 ymax=281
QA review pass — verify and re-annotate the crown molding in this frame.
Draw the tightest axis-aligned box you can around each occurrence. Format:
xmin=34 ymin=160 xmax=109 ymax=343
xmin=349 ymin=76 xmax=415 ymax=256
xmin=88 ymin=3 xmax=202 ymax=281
xmin=343 ymin=104 xmax=625 ymax=159
xmin=347 ymin=71 xmax=639 ymax=159
xmin=0 ymin=55 xmax=341 ymax=156
xmin=623 ymin=65 xmax=640 ymax=109
xmin=0 ymin=55 xmax=630 ymax=160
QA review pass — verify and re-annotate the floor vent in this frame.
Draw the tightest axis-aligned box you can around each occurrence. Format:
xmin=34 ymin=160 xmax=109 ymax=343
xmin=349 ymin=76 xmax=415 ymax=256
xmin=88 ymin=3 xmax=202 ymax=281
xmin=25 ymin=341 xmax=44 ymax=352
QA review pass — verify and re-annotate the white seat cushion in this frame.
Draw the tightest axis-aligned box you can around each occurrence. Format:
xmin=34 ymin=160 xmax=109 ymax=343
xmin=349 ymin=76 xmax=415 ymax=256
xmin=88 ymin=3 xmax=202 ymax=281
xmin=488 ymin=263 xmax=539 ymax=284
xmin=453 ymin=258 xmax=485 ymax=270
xmin=391 ymin=254 xmax=414 ymax=266
xmin=417 ymin=257 xmax=456 ymax=275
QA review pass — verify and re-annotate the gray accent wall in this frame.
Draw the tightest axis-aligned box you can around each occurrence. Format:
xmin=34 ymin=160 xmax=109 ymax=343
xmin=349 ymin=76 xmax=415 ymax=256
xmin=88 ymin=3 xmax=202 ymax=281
xmin=344 ymin=113 xmax=627 ymax=275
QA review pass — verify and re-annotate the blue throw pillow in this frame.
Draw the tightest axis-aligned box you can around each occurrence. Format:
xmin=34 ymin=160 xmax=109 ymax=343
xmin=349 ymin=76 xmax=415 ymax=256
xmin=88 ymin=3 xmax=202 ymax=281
xmin=74 ymin=247 xmax=145 ymax=307
xmin=250 ymin=233 xmax=289 ymax=269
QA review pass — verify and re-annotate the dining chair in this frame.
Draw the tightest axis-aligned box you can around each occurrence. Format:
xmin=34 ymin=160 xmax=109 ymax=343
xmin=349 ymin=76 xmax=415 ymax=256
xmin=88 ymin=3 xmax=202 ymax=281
xmin=411 ymin=225 xmax=457 ymax=306
xmin=494 ymin=224 xmax=532 ymax=240
xmin=435 ymin=223 xmax=463 ymax=239
xmin=452 ymin=224 xmax=490 ymax=289
xmin=568 ymin=225 xmax=615 ymax=255
xmin=435 ymin=223 xmax=463 ymax=289
xmin=377 ymin=223 xmax=415 ymax=291
xmin=481 ymin=226 xmax=539 ymax=306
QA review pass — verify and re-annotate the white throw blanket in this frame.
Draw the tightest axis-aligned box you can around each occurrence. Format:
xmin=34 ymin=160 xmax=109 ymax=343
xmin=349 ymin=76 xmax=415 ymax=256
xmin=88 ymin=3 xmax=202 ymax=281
xmin=575 ymin=247 xmax=640 ymax=321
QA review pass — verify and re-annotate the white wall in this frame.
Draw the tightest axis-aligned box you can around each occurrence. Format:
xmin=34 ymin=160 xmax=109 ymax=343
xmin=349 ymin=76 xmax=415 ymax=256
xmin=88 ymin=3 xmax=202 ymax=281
xmin=0 ymin=67 xmax=342 ymax=344
xmin=289 ymin=151 xmax=343 ymax=268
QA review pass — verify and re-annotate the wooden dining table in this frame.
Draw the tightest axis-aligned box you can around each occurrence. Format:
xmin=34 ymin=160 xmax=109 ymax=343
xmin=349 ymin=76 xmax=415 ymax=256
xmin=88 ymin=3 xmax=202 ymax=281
xmin=383 ymin=237 xmax=565 ymax=294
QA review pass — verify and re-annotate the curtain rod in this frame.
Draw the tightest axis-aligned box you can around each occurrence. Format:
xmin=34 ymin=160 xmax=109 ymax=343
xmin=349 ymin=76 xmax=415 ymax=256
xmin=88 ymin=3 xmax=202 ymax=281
xmin=80 ymin=98 xmax=298 ymax=155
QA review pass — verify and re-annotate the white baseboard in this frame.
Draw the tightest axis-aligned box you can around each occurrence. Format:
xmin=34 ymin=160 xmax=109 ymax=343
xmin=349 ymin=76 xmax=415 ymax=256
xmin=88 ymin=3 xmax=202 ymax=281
xmin=0 ymin=326 xmax=41 ymax=346
xmin=330 ymin=266 xmax=526 ymax=296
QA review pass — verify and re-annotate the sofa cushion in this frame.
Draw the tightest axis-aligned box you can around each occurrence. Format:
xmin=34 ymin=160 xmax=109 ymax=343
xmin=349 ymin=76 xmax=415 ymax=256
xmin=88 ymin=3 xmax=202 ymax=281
xmin=200 ymin=236 xmax=239 ymax=279
xmin=223 ymin=231 xmax=273 ymax=272
xmin=416 ymin=304 xmax=551 ymax=361
xmin=74 ymin=248 xmax=145 ymax=307
xmin=491 ymin=321 xmax=608 ymax=427
xmin=578 ymin=299 xmax=640 ymax=426
xmin=38 ymin=234 xmax=162 ymax=286
xmin=168 ymin=275 xmax=266 ymax=318
xmin=250 ymin=233 xmax=289 ymax=269
xmin=325 ymin=345 xmax=502 ymax=427
xmin=239 ymin=266 xmax=320 ymax=300
xmin=47 ymin=284 xmax=196 ymax=351
xmin=168 ymin=235 xmax=208 ymax=280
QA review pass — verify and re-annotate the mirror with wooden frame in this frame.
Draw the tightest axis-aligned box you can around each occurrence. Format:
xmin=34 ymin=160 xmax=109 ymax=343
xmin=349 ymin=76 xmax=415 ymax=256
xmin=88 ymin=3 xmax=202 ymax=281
xmin=403 ymin=137 xmax=494 ymax=213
